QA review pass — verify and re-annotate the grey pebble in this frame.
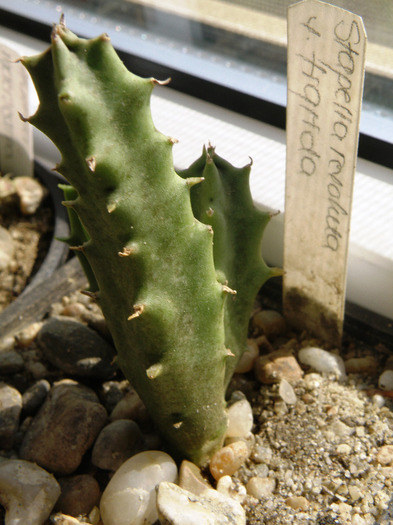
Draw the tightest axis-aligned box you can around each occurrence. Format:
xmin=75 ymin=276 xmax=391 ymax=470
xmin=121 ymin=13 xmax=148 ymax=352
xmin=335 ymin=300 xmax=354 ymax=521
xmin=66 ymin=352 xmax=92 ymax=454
xmin=22 ymin=379 xmax=51 ymax=415
xmin=92 ymin=419 xmax=144 ymax=471
xmin=0 ymin=458 xmax=60 ymax=525
xmin=20 ymin=379 xmax=107 ymax=474
xmin=0 ymin=383 xmax=22 ymax=450
xmin=37 ymin=316 xmax=117 ymax=379
xmin=0 ymin=350 xmax=24 ymax=374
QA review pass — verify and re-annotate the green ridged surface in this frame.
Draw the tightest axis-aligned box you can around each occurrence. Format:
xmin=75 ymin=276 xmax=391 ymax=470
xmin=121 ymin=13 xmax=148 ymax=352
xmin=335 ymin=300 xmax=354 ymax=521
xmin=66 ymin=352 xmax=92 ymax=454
xmin=22 ymin=23 xmax=229 ymax=465
xmin=179 ymin=147 xmax=278 ymax=385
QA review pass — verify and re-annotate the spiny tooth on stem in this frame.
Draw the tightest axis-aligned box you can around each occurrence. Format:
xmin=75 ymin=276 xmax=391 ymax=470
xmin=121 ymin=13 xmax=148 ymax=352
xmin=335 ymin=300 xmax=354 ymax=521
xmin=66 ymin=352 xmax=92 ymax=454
xmin=146 ymin=363 xmax=164 ymax=379
xmin=151 ymin=77 xmax=171 ymax=86
xmin=118 ymin=247 xmax=133 ymax=257
xmin=107 ymin=202 xmax=116 ymax=213
xmin=128 ymin=304 xmax=145 ymax=321
xmin=222 ymin=284 xmax=237 ymax=295
xmin=86 ymin=156 xmax=96 ymax=172
xmin=59 ymin=93 xmax=72 ymax=104
xmin=81 ymin=290 xmax=99 ymax=300
xmin=61 ymin=200 xmax=76 ymax=208
xmin=18 ymin=112 xmax=29 ymax=123
xmin=186 ymin=177 xmax=205 ymax=188
xmin=69 ymin=244 xmax=85 ymax=252
xmin=168 ymin=137 xmax=179 ymax=145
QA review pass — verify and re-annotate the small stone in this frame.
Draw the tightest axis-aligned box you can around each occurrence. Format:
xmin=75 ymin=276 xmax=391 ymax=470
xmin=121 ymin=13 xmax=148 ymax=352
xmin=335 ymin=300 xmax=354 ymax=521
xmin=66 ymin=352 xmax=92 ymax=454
xmin=0 ymin=383 xmax=22 ymax=449
xmin=51 ymin=513 xmax=85 ymax=524
xmin=303 ymin=373 xmax=322 ymax=391
xmin=0 ymin=350 xmax=24 ymax=374
xmin=216 ymin=475 xmax=247 ymax=503
xmin=372 ymin=394 xmax=385 ymax=408
xmin=278 ymin=378 xmax=297 ymax=404
xmin=0 ymin=336 xmax=15 ymax=352
xmin=25 ymin=361 xmax=49 ymax=379
xmin=0 ymin=225 xmax=14 ymax=271
xmin=328 ymin=420 xmax=355 ymax=438
xmin=348 ymin=485 xmax=363 ymax=501
xmin=20 ymin=380 xmax=107 ymax=474
xmin=254 ymin=350 xmax=303 ymax=384
xmin=91 ymin=419 xmax=144 ymax=471
xmin=179 ymin=460 xmax=212 ymax=496
xmin=298 ymin=347 xmax=346 ymax=380
xmin=89 ymin=506 xmax=101 ymax=525
xmin=251 ymin=444 xmax=273 ymax=465
xmin=378 ymin=370 xmax=393 ymax=391
xmin=0 ymin=459 xmax=60 ymax=525
xmin=351 ymin=514 xmax=366 ymax=525
xmin=376 ymin=445 xmax=393 ymax=466
xmin=225 ymin=432 xmax=255 ymax=455
xmin=226 ymin=397 xmax=253 ymax=438
xmin=336 ymin=443 xmax=351 ymax=455
xmin=15 ymin=322 xmax=43 ymax=347
xmin=209 ymin=441 xmax=250 ymax=481
xmin=37 ymin=316 xmax=117 ymax=379
xmin=56 ymin=474 xmax=100 ymax=516
xmin=13 ymin=175 xmax=46 ymax=215
xmin=252 ymin=310 xmax=287 ymax=339
xmin=235 ymin=339 xmax=259 ymax=374
xmin=110 ymin=388 xmax=147 ymax=422
xmin=22 ymin=379 xmax=50 ymax=415
xmin=101 ymin=380 xmax=129 ymax=413
xmin=344 ymin=356 xmax=379 ymax=375
xmin=246 ymin=476 xmax=276 ymax=498
xmin=100 ymin=450 xmax=177 ymax=525
xmin=285 ymin=495 xmax=310 ymax=510
xmin=157 ymin=481 xmax=246 ymax=525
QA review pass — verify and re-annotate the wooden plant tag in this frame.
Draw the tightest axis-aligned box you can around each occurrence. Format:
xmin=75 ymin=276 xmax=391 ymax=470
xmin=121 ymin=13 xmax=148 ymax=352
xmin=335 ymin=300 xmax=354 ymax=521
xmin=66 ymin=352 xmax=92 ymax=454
xmin=283 ymin=0 xmax=366 ymax=345
xmin=0 ymin=42 xmax=33 ymax=176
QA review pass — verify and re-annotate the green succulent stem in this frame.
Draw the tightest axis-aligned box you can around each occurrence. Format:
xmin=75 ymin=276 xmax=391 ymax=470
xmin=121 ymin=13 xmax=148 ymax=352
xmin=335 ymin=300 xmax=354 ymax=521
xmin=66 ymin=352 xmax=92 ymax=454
xmin=21 ymin=21 xmax=278 ymax=465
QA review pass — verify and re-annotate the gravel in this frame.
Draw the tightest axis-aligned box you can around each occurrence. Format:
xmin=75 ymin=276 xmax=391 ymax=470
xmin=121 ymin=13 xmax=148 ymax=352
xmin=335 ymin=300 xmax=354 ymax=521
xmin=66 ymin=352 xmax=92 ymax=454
xmin=0 ymin=289 xmax=392 ymax=524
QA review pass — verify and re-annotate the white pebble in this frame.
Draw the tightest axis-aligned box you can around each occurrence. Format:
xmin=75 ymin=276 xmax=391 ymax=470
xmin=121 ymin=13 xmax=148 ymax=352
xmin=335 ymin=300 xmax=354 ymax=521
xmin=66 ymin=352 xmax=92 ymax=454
xmin=100 ymin=450 xmax=177 ymax=525
xmin=216 ymin=475 xmax=247 ymax=503
xmin=298 ymin=347 xmax=346 ymax=380
xmin=226 ymin=398 xmax=253 ymax=438
xmin=378 ymin=370 xmax=393 ymax=390
xmin=157 ymin=481 xmax=246 ymax=525
xmin=13 ymin=176 xmax=46 ymax=215
xmin=278 ymin=379 xmax=297 ymax=404
xmin=246 ymin=476 xmax=276 ymax=498
xmin=0 ymin=459 xmax=60 ymax=525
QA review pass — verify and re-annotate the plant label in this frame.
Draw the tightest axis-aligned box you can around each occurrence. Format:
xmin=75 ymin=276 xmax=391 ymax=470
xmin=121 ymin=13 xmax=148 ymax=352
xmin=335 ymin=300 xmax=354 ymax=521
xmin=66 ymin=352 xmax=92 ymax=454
xmin=284 ymin=0 xmax=366 ymax=344
xmin=0 ymin=42 xmax=33 ymax=176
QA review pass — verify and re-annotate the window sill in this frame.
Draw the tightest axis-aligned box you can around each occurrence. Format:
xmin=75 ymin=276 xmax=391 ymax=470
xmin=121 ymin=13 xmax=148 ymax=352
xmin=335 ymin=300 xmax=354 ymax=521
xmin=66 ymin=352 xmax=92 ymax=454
xmin=1 ymin=22 xmax=392 ymax=320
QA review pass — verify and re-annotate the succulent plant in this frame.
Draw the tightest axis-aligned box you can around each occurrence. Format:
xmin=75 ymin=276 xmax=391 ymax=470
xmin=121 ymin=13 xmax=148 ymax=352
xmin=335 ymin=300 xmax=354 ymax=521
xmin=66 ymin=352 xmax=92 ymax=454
xmin=20 ymin=20 xmax=279 ymax=465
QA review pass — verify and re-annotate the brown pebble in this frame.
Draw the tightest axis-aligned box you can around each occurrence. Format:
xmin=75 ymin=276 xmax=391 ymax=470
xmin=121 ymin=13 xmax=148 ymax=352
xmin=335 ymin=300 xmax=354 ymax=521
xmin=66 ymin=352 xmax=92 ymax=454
xmin=344 ymin=356 xmax=379 ymax=375
xmin=56 ymin=474 xmax=100 ymax=516
xmin=285 ymin=496 xmax=309 ymax=510
xmin=254 ymin=350 xmax=303 ymax=384
xmin=179 ymin=460 xmax=212 ymax=496
xmin=252 ymin=310 xmax=287 ymax=339
xmin=235 ymin=339 xmax=259 ymax=374
xmin=209 ymin=441 xmax=249 ymax=481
